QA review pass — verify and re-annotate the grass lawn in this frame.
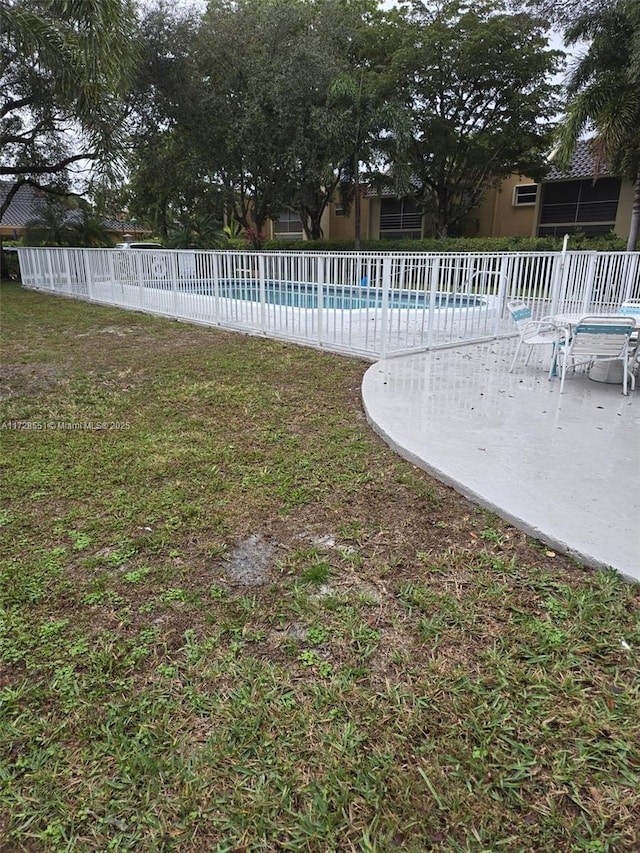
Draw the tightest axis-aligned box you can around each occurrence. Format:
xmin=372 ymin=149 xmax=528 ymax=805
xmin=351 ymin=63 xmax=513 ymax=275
xmin=1 ymin=281 xmax=639 ymax=853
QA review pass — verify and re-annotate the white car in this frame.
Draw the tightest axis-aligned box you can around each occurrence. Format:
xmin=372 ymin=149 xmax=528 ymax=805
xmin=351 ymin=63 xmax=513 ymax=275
xmin=114 ymin=242 xmax=163 ymax=249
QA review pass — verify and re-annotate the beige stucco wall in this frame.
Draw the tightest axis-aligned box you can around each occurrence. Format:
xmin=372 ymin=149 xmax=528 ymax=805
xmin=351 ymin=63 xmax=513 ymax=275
xmin=326 ymin=203 xmax=355 ymax=240
xmin=368 ymin=178 xmax=537 ymax=240
xmin=325 ymin=190 xmax=370 ymax=242
xmin=267 ymin=191 xmax=370 ymax=242
xmin=470 ymin=175 xmax=538 ymax=237
xmin=615 ymin=179 xmax=635 ymax=241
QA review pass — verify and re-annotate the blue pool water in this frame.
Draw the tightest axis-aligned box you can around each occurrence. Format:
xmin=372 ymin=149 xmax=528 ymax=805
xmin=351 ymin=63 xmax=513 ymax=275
xmin=194 ymin=281 xmax=486 ymax=310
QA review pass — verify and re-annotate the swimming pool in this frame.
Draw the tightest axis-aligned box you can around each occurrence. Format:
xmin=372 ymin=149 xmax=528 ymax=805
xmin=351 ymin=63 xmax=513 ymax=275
xmin=195 ymin=281 xmax=487 ymax=311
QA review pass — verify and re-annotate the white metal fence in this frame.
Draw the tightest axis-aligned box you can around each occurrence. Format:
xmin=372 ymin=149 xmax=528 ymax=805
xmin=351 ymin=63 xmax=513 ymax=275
xmin=16 ymin=247 xmax=640 ymax=359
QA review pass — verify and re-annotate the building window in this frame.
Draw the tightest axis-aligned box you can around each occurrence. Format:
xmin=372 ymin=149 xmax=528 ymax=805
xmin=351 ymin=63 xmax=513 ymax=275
xmin=537 ymin=178 xmax=620 ymax=237
xmin=274 ymin=210 xmax=304 ymax=238
xmin=334 ymin=204 xmax=347 ymax=217
xmin=380 ymin=198 xmax=423 ymax=239
xmin=513 ymin=184 xmax=537 ymax=206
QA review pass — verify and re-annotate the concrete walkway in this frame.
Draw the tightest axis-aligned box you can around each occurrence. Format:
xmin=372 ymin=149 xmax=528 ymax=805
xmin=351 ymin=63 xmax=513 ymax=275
xmin=362 ymin=339 xmax=640 ymax=582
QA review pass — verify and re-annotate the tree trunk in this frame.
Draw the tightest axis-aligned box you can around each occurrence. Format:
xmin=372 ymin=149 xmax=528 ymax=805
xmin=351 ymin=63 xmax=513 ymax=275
xmin=309 ymin=204 xmax=324 ymax=241
xmin=252 ymin=210 xmax=266 ymax=249
xmin=354 ymin=154 xmax=361 ymax=251
xmin=627 ymin=173 xmax=640 ymax=251
xmin=434 ymin=188 xmax=450 ymax=239
xmin=302 ymin=208 xmax=323 ymax=241
xmin=160 ymin=205 xmax=169 ymax=239
xmin=0 ymin=179 xmax=24 ymax=223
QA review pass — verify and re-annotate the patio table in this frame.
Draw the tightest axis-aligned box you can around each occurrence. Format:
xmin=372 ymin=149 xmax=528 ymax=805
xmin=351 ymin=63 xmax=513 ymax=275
xmin=553 ymin=312 xmax=638 ymax=332
xmin=553 ymin=314 xmax=638 ymax=357
xmin=549 ymin=313 xmax=638 ymax=386
xmin=548 ymin=314 xmax=585 ymax=377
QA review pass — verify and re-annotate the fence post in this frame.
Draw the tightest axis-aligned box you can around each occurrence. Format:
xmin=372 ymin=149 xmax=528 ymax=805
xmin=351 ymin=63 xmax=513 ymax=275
xmin=171 ymin=252 xmax=178 ymax=316
xmin=582 ymin=252 xmax=598 ymax=312
xmin=83 ymin=250 xmax=94 ymax=300
xmin=494 ymin=254 xmax=509 ymax=336
xmin=135 ymin=252 xmax=144 ymax=309
xmin=317 ymin=255 xmax=325 ymax=347
xmin=107 ymin=246 xmax=117 ymax=302
xmin=380 ymin=255 xmax=392 ymax=358
xmin=45 ymin=249 xmax=54 ymax=292
xmin=258 ymin=253 xmax=266 ymax=333
xmin=549 ymin=244 xmax=567 ymax=316
xmin=622 ymin=253 xmax=639 ymax=302
xmin=212 ymin=251 xmax=221 ymax=323
xmin=427 ymin=257 xmax=440 ymax=350
xmin=64 ymin=249 xmax=74 ymax=294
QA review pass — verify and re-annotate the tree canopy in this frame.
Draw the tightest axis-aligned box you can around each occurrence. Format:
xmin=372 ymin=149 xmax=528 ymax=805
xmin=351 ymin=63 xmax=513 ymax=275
xmin=0 ymin=0 xmax=137 ymax=221
xmin=2 ymin=0 xmax=572 ymax=245
xmin=193 ymin=0 xmax=378 ymax=247
xmin=124 ymin=4 xmax=220 ymax=241
xmin=124 ymin=0 xmax=560 ymax=243
xmin=388 ymin=0 xmax=561 ymax=237
xmin=554 ymin=0 xmax=640 ymax=249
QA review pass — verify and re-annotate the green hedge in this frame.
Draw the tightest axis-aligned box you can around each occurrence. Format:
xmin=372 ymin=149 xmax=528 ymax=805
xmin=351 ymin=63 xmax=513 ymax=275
xmin=258 ymin=233 xmax=628 ymax=252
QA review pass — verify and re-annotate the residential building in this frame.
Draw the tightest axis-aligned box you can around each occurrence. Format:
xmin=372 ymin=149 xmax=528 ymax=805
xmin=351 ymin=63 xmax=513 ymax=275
xmin=269 ymin=139 xmax=633 ymax=244
xmin=471 ymin=141 xmax=633 ymax=240
xmin=0 ymin=181 xmax=140 ymax=243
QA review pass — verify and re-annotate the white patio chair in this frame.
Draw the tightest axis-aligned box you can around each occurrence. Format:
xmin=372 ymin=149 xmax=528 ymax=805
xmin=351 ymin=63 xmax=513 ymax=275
xmin=619 ymin=298 xmax=640 ymax=319
xmin=619 ymin=299 xmax=640 ymax=343
xmin=507 ymin=300 xmax=559 ymax=372
xmin=619 ymin=300 xmax=640 ymax=385
xmin=551 ymin=315 xmax=636 ymax=395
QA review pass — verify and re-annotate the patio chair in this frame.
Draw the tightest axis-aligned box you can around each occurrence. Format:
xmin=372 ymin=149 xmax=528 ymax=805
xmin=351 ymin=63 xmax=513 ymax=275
xmin=550 ymin=315 xmax=636 ymax=395
xmin=619 ymin=299 xmax=640 ymax=384
xmin=619 ymin=298 xmax=640 ymax=319
xmin=619 ymin=299 xmax=640 ymax=344
xmin=507 ymin=300 xmax=559 ymax=372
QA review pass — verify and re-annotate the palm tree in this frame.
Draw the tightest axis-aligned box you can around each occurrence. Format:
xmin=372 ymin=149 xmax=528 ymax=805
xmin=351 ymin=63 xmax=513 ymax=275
xmin=555 ymin=0 xmax=640 ymax=250
xmin=23 ymin=200 xmax=114 ymax=248
xmin=329 ymin=71 xmax=407 ymax=250
xmin=0 ymin=0 xmax=135 ymax=105
xmin=0 ymin=0 xmax=137 ymax=221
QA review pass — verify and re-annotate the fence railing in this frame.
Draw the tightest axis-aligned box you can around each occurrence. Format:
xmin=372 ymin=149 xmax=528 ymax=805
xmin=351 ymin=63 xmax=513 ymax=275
xmin=16 ymin=247 xmax=640 ymax=359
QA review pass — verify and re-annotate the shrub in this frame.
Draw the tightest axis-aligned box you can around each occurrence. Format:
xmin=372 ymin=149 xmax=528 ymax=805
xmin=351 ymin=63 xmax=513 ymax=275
xmin=255 ymin=234 xmax=628 ymax=253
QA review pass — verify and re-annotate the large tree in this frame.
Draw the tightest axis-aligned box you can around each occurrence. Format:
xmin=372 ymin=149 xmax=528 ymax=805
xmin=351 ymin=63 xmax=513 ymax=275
xmin=515 ymin=0 xmax=611 ymax=27
xmin=0 ymin=0 xmax=137 ymax=220
xmin=124 ymin=4 xmax=222 ymax=239
xmin=190 ymin=0 xmax=386 ymax=247
xmin=554 ymin=0 xmax=640 ymax=250
xmin=191 ymin=0 xmax=309 ymax=248
xmin=285 ymin=0 xmax=405 ymax=242
xmin=284 ymin=1 xmax=375 ymax=242
xmin=389 ymin=0 xmax=562 ymax=237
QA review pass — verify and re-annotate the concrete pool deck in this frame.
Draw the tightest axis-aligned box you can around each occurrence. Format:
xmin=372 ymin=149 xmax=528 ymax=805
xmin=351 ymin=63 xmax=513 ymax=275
xmin=362 ymin=339 xmax=640 ymax=582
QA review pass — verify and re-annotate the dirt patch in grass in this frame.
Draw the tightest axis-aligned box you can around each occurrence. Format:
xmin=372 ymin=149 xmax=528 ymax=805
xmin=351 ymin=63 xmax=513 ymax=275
xmin=76 ymin=324 xmax=144 ymax=338
xmin=0 ymin=362 xmax=58 ymax=399
xmin=220 ymin=533 xmax=276 ymax=586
